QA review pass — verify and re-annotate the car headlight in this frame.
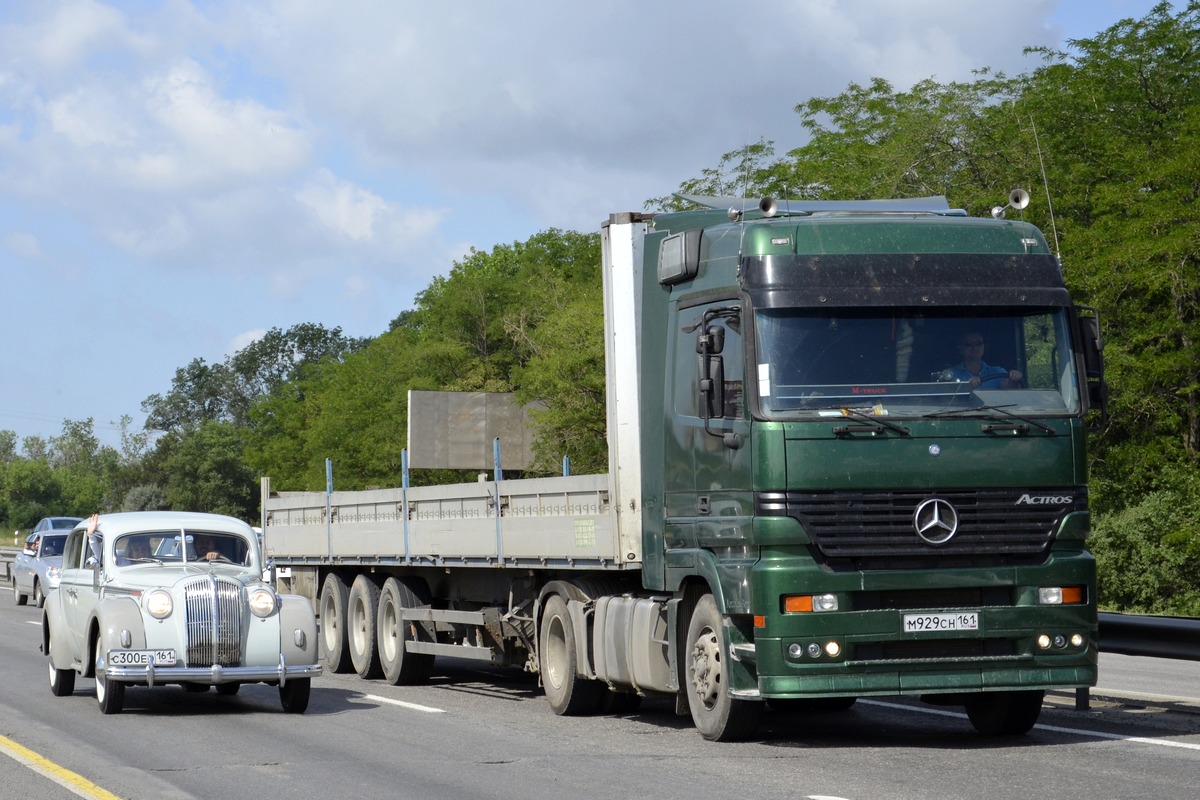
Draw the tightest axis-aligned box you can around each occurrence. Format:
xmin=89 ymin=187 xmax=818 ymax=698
xmin=47 ymin=566 xmax=61 ymax=583
xmin=146 ymin=589 xmax=173 ymax=619
xmin=249 ymin=588 xmax=277 ymax=618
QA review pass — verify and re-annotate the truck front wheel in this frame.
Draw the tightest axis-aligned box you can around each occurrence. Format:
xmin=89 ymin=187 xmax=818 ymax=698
xmin=965 ymin=690 xmax=1044 ymax=736
xmin=539 ymin=594 xmax=603 ymax=715
xmin=378 ymin=576 xmax=435 ymax=685
xmin=318 ymin=574 xmax=353 ymax=673
xmin=684 ymin=594 xmax=762 ymax=741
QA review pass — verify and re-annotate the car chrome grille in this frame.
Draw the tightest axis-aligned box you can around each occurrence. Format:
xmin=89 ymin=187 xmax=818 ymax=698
xmin=183 ymin=576 xmax=243 ymax=667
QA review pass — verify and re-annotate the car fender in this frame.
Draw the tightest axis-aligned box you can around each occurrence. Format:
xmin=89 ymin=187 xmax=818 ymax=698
xmin=277 ymin=593 xmax=319 ymax=665
xmin=43 ymin=592 xmax=74 ymax=670
xmin=88 ymin=596 xmax=147 ymax=670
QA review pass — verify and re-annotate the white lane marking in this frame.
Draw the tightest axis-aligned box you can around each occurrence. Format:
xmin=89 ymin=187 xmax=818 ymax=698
xmin=358 ymin=694 xmax=445 ymax=713
xmin=860 ymin=699 xmax=1200 ymax=751
xmin=27 ymin=621 xmax=40 ymax=625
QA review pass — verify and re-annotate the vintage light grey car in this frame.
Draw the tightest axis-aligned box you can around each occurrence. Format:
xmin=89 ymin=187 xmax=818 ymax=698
xmin=13 ymin=519 xmax=79 ymax=607
xmin=42 ymin=511 xmax=322 ymax=714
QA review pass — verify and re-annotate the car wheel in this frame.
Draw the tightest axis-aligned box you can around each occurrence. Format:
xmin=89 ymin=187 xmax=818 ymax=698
xmin=94 ymin=648 xmax=125 ymax=715
xmin=215 ymin=683 xmax=241 ymax=696
xmin=279 ymin=678 xmax=311 ymax=714
xmin=33 ymin=581 xmax=44 ymax=608
xmin=14 ymin=579 xmax=28 ymax=606
xmin=47 ymin=635 xmax=76 ymax=697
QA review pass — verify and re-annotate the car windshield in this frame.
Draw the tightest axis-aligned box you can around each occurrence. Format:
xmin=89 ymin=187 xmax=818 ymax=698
xmin=755 ymin=307 xmax=1081 ymax=419
xmin=114 ymin=530 xmax=253 ymax=566
xmin=40 ymin=535 xmax=67 ymax=557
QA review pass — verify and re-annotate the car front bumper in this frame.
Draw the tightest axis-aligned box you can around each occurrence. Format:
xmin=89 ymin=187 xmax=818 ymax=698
xmin=104 ymin=654 xmax=323 ymax=687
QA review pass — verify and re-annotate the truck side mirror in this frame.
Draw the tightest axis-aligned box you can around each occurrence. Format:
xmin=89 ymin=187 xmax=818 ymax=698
xmin=1075 ymin=306 xmax=1107 ymax=426
xmin=696 ymin=325 xmax=726 ymax=419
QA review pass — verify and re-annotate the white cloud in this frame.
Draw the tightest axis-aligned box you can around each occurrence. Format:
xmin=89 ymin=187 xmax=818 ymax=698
xmin=228 ymin=328 xmax=266 ymax=355
xmin=3 ymin=231 xmax=46 ymax=261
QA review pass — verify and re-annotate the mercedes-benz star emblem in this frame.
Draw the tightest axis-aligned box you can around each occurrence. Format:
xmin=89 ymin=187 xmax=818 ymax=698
xmin=913 ymin=498 xmax=959 ymax=545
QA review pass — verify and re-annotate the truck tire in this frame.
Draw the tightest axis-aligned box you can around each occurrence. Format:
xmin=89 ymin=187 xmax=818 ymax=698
xmin=348 ymin=574 xmax=383 ymax=679
xmin=279 ymin=677 xmax=311 ymax=714
xmin=378 ymin=576 xmax=435 ymax=685
xmin=965 ymin=690 xmax=1044 ymax=736
xmin=539 ymin=593 xmax=603 ymax=715
xmin=14 ymin=579 xmax=27 ymax=606
xmin=47 ymin=634 xmax=75 ymax=696
xmin=318 ymin=574 xmax=353 ymax=673
xmin=684 ymin=594 xmax=762 ymax=741
xmin=94 ymin=647 xmax=125 ymax=714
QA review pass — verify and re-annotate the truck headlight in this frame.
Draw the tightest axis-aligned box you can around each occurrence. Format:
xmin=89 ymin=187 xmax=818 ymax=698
xmin=249 ymin=588 xmax=277 ymax=618
xmin=146 ymin=589 xmax=173 ymax=619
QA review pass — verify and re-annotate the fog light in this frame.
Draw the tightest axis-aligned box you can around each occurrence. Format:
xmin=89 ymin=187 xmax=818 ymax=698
xmin=824 ymin=641 xmax=841 ymax=658
xmin=1037 ymin=634 xmax=1052 ymax=649
xmin=788 ymin=643 xmax=805 ymax=658
xmin=807 ymin=642 xmax=821 ymax=658
xmin=1053 ymin=634 xmax=1067 ymax=648
xmin=1070 ymin=633 xmax=1084 ymax=647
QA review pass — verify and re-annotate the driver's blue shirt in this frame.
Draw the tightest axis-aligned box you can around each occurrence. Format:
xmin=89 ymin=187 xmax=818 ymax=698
xmin=949 ymin=361 xmax=1009 ymax=389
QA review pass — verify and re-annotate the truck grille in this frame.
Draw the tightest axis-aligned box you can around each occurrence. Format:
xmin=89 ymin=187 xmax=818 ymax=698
xmin=757 ymin=488 xmax=1085 ymax=570
xmin=183 ymin=576 xmax=243 ymax=667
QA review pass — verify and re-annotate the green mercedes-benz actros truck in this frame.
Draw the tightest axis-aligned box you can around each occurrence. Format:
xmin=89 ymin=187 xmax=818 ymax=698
xmin=264 ymin=192 xmax=1104 ymax=741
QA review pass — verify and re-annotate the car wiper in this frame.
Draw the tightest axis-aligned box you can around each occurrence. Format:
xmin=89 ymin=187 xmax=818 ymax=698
xmin=822 ymin=406 xmax=911 ymax=437
xmin=924 ymin=404 xmax=1056 ymax=435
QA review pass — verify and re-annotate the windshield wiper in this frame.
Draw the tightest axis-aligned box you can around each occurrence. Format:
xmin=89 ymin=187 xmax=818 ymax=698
xmin=823 ymin=406 xmax=911 ymax=437
xmin=924 ymin=404 xmax=1056 ymax=435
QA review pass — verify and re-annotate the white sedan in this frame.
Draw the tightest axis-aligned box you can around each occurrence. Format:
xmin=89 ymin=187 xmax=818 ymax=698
xmin=42 ymin=511 xmax=322 ymax=714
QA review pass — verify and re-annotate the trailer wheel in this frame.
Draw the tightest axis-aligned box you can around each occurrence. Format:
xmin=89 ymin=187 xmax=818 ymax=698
xmin=684 ymin=594 xmax=762 ymax=741
xmin=348 ymin=574 xmax=383 ymax=679
xmin=965 ymin=690 xmax=1044 ymax=736
xmin=378 ymin=577 xmax=435 ymax=685
xmin=539 ymin=593 xmax=603 ymax=715
xmin=318 ymin=574 xmax=353 ymax=673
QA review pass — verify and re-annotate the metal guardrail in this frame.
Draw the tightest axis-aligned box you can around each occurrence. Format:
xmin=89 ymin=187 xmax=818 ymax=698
xmin=0 ymin=545 xmax=1193 ymax=663
xmin=1098 ymin=611 xmax=1200 ymax=662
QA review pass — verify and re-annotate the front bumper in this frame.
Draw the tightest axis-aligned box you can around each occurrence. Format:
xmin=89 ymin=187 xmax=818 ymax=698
xmin=104 ymin=654 xmax=323 ymax=687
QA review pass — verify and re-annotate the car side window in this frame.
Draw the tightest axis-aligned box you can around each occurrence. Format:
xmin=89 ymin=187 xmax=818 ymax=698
xmin=62 ymin=531 xmax=86 ymax=570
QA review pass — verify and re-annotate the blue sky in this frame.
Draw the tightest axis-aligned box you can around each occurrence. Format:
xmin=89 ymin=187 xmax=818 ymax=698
xmin=0 ymin=0 xmax=1175 ymax=450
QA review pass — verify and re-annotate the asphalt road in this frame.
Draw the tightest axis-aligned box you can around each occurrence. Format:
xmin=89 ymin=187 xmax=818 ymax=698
xmin=2 ymin=598 xmax=1198 ymax=800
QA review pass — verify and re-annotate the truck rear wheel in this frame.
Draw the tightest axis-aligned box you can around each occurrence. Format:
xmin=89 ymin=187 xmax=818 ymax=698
xmin=965 ymin=690 xmax=1044 ymax=736
xmin=378 ymin=576 xmax=435 ymax=685
xmin=348 ymin=574 xmax=383 ymax=679
xmin=539 ymin=594 xmax=603 ymax=715
xmin=684 ymin=594 xmax=762 ymax=741
xmin=318 ymin=574 xmax=353 ymax=673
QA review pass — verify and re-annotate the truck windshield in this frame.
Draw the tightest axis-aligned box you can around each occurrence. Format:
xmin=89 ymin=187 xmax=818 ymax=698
xmin=755 ymin=307 xmax=1081 ymax=419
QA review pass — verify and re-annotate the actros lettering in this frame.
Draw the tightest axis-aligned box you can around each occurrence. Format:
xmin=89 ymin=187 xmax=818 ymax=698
xmin=1016 ymin=494 xmax=1072 ymax=505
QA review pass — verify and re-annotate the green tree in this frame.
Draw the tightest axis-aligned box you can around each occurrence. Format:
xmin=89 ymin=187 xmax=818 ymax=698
xmin=160 ymin=421 xmax=257 ymax=519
